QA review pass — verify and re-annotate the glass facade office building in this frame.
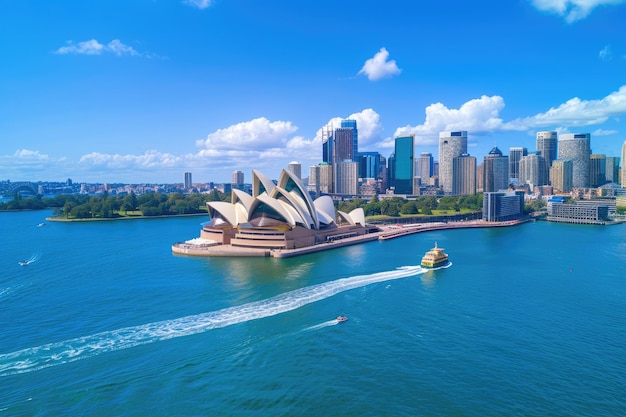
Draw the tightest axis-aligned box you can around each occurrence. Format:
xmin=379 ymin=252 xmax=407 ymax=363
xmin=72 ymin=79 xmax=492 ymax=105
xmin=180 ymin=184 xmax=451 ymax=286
xmin=392 ymin=136 xmax=415 ymax=194
xmin=340 ymin=119 xmax=358 ymax=163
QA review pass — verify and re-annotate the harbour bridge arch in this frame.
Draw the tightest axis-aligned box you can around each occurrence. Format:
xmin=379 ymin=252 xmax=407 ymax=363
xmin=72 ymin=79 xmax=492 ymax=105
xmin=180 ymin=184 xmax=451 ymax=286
xmin=8 ymin=181 xmax=38 ymax=197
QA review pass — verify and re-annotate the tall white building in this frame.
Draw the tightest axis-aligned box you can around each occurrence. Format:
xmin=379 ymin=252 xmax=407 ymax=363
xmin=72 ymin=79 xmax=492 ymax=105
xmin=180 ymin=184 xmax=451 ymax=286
xmin=519 ymin=153 xmax=547 ymax=187
xmin=319 ymin=163 xmax=334 ymax=194
xmin=335 ymin=161 xmax=358 ymax=195
xmin=308 ymin=165 xmax=320 ymax=196
xmin=558 ymin=133 xmax=591 ymax=188
xmin=232 ymin=170 xmax=244 ymax=190
xmin=418 ymin=152 xmax=433 ymax=182
xmin=439 ymin=131 xmax=467 ymax=193
xmin=288 ymin=161 xmax=302 ymax=179
xmin=452 ymin=154 xmax=476 ymax=195
xmin=536 ymin=131 xmax=558 ymax=168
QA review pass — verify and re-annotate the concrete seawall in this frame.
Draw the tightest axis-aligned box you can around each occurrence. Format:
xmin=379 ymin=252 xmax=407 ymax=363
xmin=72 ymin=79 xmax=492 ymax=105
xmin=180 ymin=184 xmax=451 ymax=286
xmin=172 ymin=219 xmax=530 ymax=258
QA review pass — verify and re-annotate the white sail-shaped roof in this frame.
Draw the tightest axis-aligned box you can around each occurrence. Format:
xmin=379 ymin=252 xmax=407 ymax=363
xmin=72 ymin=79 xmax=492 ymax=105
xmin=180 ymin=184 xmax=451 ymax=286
xmin=252 ymin=170 xmax=276 ymax=197
xmin=348 ymin=208 xmax=365 ymax=226
xmin=250 ymin=193 xmax=299 ymax=227
xmin=207 ymin=201 xmax=238 ymax=226
xmin=313 ymin=195 xmax=336 ymax=226
xmin=336 ymin=207 xmax=365 ymax=226
xmin=269 ymin=186 xmax=315 ymax=229
xmin=276 ymin=169 xmax=319 ymax=229
xmin=205 ymin=169 xmax=365 ymax=232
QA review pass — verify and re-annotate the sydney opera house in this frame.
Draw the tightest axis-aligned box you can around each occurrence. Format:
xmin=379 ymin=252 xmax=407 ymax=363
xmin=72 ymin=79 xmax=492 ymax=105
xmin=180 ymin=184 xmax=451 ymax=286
xmin=172 ymin=169 xmax=376 ymax=257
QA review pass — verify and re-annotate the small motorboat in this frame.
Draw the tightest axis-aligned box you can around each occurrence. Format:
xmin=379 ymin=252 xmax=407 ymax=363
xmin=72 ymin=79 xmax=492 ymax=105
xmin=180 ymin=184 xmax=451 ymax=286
xmin=336 ymin=315 xmax=348 ymax=323
xmin=19 ymin=260 xmax=31 ymax=266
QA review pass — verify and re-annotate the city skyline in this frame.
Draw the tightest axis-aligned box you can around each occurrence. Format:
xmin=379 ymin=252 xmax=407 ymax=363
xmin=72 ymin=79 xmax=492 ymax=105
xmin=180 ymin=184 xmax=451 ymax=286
xmin=2 ymin=0 xmax=626 ymax=184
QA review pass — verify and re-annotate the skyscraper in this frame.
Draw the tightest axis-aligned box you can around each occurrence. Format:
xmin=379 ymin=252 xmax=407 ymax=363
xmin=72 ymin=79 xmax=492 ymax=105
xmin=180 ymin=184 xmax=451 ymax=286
xmin=452 ymin=154 xmax=476 ymax=195
xmin=322 ymin=126 xmax=333 ymax=165
xmin=334 ymin=128 xmax=354 ymax=162
xmin=483 ymin=146 xmax=509 ymax=192
xmin=232 ymin=170 xmax=244 ymax=190
xmin=341 ymin=119 xmax=358 ymax=163
xmin=605 ymin=156 xmax=620 ymax=184
xmin=319 ymin=163 xmax=333 ymax=194
xmin=359 ymin=151 xmax=381 ymax=179
xmin=418 ymin=152 xmax=434 ymax=182
xmin=335 ymin=161 xmax=358 ymax=195
xmin=558 ymin=133 xmax=591 ymax=188
xmin=589 ymin=154 xmax=606 ymax=187
xmin=308 ymin=163 xmax=332 ymax=195
xmin=391 ymin=135 xmax=415 ymax=194
xmin=184 ymin=172 xmax=192 ymax=189
xmin=439 ymin=131 xmax=467 ymax=193
xmin=508 ymin=147 xmax=528 ymax=183
xmin=536 ymin=131 xmax=558 ymax=168
xmin=550 ymin=160 xmax=573 ymax=193
xmin=332 ymin=119 xmax=358 ymax=164
xmin=288 ymin=161 xmax=302 ymax=179
xmin=308 ymin=165 xmax=321 ymax=196
xmin=519 ymin=153 xmax=547 ymax=187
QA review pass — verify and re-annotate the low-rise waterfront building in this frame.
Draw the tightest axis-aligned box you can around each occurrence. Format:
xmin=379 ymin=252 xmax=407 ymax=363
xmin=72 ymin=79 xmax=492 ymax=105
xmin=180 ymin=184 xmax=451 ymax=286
xmin=482 ymin=191 xmax=525 ymax=222
xmin=547 ymin=200 xmax=611 ymax=224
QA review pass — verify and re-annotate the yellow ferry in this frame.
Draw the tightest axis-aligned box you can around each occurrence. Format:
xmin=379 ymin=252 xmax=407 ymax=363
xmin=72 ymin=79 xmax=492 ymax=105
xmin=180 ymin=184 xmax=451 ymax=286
xmin=420 ymin=242 xmax=449 ymax=268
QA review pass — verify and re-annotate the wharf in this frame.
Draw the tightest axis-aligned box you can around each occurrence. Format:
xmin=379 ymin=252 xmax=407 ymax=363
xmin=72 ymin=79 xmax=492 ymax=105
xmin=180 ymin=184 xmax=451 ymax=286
xmin=377 ymin=219 xmax=528 ymax=240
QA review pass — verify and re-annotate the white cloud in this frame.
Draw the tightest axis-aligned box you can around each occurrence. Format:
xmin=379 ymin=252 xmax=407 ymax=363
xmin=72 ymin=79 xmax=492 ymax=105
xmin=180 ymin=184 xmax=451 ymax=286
xmin=6 ymin=86 xmax=626 ymax=183
xmin=510 ymin=85 xmax=626 ymax=128
xmin=599 ymin=45 xmax=612 ymax=61
xmin=357 ymin=48 xmax=401 ymax=81
xmin=54 ymin=39 xmax=144 ymax=57
xmin=0 ymin=150 xmax=70 ymax=181
xmin=79 ymin=150 xmax=182 ymax=169
xmin=13 ymin=149 xmax=50 ymax=159
xmin=313 ymin=109 xmax=383 ymax=148
xmin=529 ymin=0 xmax=626 ymax=22
xmin=387 ymin=86 xmax=626 ymax=149
xmin=183 ymin=0 xmax=214 ymax=9
xmin=592 ymin=128 xmax=618 ymax=136
xmin=55 ymin=39 xmax=105 ymax=55
xmin=195 ymin=117 xmax=298 ymax=151
xmin=107 ymin=39 xmax=140 ymax=57
xmin=390 ymin=95 xmax=516 ymax=147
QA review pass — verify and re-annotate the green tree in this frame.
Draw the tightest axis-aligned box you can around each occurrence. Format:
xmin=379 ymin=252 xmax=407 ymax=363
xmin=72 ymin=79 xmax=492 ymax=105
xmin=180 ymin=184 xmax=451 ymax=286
xmin=400 ymin=201 xmax=418 ymax=215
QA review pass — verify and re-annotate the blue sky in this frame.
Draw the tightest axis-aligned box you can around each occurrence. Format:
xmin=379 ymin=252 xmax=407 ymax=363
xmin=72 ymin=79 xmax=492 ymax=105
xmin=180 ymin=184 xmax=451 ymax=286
xmin=1 ymin=0 xmax=626 ymax=184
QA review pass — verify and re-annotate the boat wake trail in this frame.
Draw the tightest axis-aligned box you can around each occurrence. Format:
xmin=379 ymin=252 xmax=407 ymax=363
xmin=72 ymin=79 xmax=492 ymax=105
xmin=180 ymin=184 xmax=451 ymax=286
xmin=303 ymin=320 xmax=340 ymax=331
xmin=0 ymin=265 xmax=426 ymax=376
xmin=18 ymin=254 xmax=40 ymax=267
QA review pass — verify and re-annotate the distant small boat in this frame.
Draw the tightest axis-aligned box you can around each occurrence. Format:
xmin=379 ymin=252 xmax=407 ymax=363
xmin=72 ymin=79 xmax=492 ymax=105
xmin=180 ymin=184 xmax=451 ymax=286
xmin=19 ymin=260 xmax=32 ymax=266
xmin=336 ymin=315 xmax=348 ymax=323
xmin=420 ymin=242 xmax=449 ymax=268
xmin=37 ymin=222 xmax=45 ymax=227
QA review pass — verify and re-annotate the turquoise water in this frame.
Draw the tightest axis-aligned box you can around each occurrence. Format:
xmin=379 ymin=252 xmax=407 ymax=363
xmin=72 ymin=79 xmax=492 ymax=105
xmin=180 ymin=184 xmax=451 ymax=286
xmin=1 ymin=210 xmax=625 ymax=416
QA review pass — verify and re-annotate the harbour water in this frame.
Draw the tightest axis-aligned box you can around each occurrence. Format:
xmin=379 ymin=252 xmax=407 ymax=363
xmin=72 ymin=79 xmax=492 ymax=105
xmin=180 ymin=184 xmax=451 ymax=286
xmin=1 ymin=210 xmax=625 ymax=416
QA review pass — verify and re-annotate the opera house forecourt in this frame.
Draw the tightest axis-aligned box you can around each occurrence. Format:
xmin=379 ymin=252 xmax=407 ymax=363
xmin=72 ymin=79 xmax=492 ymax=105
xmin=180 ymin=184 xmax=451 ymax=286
xmin=172 ymin=169 xmax=378 ymax=258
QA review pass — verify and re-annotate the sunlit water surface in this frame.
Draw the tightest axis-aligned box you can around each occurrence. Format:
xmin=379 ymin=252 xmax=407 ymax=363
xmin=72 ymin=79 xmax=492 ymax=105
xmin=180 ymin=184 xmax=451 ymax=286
xmin=1 ymin=210 xmax=625 ymax=416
